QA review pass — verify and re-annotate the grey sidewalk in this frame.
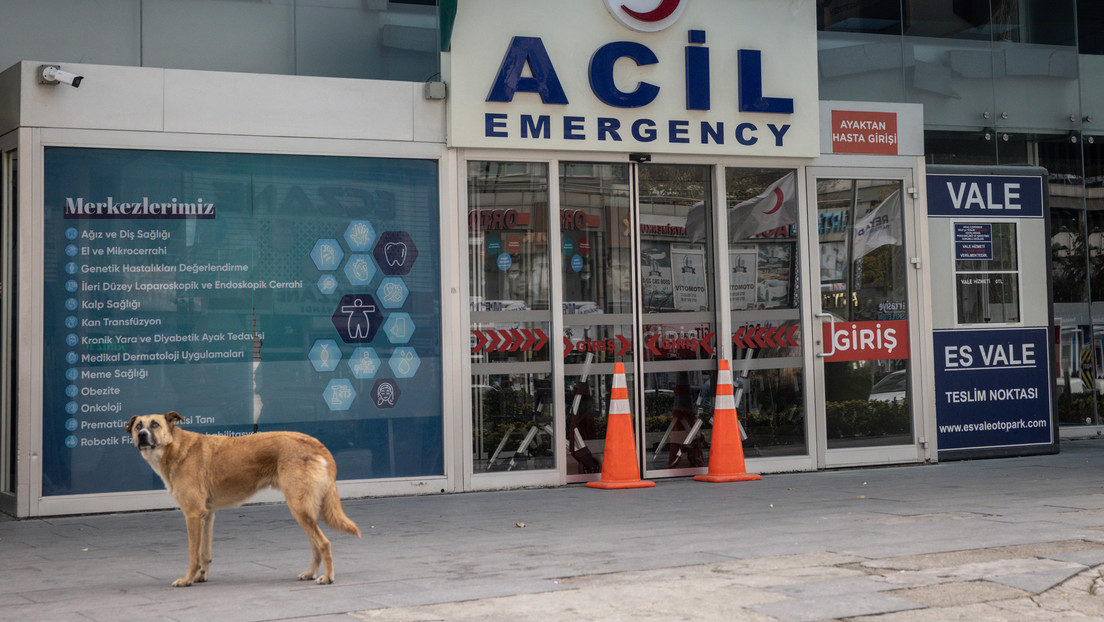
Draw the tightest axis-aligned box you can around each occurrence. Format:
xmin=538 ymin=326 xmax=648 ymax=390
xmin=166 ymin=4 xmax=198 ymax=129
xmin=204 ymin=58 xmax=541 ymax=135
xmin=5 ymin=441 xmax=1104 ymax=621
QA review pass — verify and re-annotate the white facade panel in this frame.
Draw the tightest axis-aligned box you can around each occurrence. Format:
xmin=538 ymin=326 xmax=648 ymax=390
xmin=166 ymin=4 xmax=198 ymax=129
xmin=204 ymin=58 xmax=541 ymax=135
xmin=9 ymin=61 xmax=446 ymax=143
xmin=19 ymin=61 xmax=164 ymax=132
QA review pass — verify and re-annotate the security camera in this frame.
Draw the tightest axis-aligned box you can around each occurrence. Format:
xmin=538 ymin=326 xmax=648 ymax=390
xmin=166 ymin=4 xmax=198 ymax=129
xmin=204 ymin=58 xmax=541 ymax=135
xmin=39 ymin=65 xmax=83 ymax=88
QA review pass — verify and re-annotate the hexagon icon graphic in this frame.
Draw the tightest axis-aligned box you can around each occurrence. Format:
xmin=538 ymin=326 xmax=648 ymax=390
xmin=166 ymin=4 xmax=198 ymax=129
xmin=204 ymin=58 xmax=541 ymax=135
xmin=376 ymin=277 xmax=409 ymax=309
xmin=343 ymin=254 xmax=377 ymax=287
xmin=309 ymin=339 xmax=342 ymax=372
xmin=383 ymin=313 xmax=415 ymax=344
xmin=373 ymin=231 xmax=418 ymax=276
xmin=317 ymin=274 xmax=339 ymax=295
xmin=371 ymin=378 xmax=401 ymax=409
xmin=389 ymin=347 xmax=421 ymax=378
xmin=348 ymin=346 xmax=381 ymax=379
xmin=310 ymin=239 xmax=344 ymax=272
xmin=344 ymin=220 xmax=377 ymax=252
xmin=331 ymin=294 xmax=382 ymax=343
xmin=323 ymin=379 xmax=356 ymax=411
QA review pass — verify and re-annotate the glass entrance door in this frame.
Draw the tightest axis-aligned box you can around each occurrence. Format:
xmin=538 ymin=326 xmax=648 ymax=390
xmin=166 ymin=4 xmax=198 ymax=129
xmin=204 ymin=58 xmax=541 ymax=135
xmin=559 ymin=162 xmax=718 ymax=481
xmin=809 ymin=170 xmax=925 ymax=467
xmin=637 ymin=164 xmax=717 ymax=477
xmin=559 ymin=162 xmax=634 ymax=480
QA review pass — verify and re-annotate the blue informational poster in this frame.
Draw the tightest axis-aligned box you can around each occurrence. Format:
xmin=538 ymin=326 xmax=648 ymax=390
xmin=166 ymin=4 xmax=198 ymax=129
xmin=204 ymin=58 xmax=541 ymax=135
xmin=43 ymin=148 xmax=442 ymax=496
xmin=933 ymin=328 xmax=1053 ymax=452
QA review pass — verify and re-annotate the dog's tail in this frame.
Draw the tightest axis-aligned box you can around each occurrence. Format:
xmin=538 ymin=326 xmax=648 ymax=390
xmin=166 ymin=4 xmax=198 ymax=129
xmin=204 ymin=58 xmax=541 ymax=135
xmin=321 ymin=483 xmax=361 ymax=537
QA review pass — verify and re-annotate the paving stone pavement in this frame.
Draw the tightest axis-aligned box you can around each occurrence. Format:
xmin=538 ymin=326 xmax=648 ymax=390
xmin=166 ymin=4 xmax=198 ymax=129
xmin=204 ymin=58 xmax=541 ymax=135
xmin=4 ymin=440 xmax=1104 ymax=621
xmin=353 ymin=547 xmax=1104 ymax=621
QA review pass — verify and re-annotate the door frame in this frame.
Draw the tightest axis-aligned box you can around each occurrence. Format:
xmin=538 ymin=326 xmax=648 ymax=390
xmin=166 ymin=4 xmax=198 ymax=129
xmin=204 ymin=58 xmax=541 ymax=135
xmin=0 ymin=131 xmax=15 ymax=515
xmin=804 ymin=164 xmax=937 ymax=469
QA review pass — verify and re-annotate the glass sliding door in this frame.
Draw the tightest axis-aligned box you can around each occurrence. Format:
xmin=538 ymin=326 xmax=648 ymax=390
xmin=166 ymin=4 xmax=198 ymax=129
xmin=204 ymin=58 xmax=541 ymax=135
xmin=468 ymin=162 xmax=555 ymax=473
xmin=725 ymin=168 xmax=806 ymax=458
xmin=559 ymin=162 xmax=633 ymax=480
xmin=637 ymin=164 xmax=718 ymax=476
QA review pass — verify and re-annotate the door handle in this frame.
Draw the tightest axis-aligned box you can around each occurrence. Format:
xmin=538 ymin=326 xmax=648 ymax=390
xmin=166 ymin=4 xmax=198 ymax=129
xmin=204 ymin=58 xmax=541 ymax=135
xmin=815 ymin=312 xmax=834 ymax=358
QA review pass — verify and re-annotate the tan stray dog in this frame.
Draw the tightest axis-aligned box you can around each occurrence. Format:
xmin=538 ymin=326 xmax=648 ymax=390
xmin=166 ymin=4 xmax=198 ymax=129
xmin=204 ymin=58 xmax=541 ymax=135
xmin=125 ymin=411 xmax=361 ymax=587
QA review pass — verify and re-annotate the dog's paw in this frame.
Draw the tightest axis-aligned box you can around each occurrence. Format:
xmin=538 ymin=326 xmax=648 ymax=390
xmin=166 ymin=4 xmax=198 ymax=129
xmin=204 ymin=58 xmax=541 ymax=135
xmin=297 ymin=571 xmax=315 ymax=581
xmin=315 ymin=575 xmax=334 ymax=585
xmin=171 ymin=577 xmax=193 ymax=587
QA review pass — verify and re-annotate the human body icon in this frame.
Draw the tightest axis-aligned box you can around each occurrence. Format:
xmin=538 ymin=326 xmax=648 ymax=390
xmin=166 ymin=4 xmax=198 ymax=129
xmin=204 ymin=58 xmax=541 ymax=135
xmin=331 ymin=294 xmax=383 ymax=343
xmin=341 ymin=298 xmax=376 ymax=339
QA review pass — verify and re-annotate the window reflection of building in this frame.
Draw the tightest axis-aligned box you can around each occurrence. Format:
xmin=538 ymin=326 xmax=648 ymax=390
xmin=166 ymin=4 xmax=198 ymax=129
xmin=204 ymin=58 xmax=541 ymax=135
xmin=726 ymin=168 xmax=805 ymax=456
xmin=605 ymin=248 xmax=634 ymax=313
xmin=467 ymin=161 xmax=554 ymax=472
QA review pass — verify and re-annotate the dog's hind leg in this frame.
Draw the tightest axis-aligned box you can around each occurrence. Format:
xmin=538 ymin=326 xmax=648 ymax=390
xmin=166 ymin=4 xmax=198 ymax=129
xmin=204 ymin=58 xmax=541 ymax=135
xmin=290 ymin=506 xmax=333 ymax=584
xmin=283 ymin=475 xmax=335 ymax=584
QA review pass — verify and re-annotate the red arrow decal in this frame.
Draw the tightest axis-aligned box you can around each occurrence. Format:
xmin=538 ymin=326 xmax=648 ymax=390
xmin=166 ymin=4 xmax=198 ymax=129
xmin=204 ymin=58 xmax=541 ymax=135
xmin=508 ymin=329 xmax=523 ymax=352
xmin=616 ymin=334 xmax=632 ymax=356
xmin=700 ymin=332 xmax=715 ymax=356
xmin=520 ymin=329 xmax=535 ymax=352
xmin=753 ymin=326 xmax=770 ymax=348
xmin=533 ymin=329 xmax=548 ymax=352
xmin=783 ymin=325 xmax=799 ymax=347
xmin=774 ymin=326 xmax=789 ymax=347
xmin=733 ymin=326 xmax=748 ymax=348
xmin=563 ymin=336 xmax=574 ymax=357
xmin=473 ymin=330 xmax=490 ymax=353
xmin=646 ymin=333 xmax=662 ymax=356
xmin=761 ymin=327 xmax=777 ymax=348
xmin=496 ymin=330 xmax=512 ymax=352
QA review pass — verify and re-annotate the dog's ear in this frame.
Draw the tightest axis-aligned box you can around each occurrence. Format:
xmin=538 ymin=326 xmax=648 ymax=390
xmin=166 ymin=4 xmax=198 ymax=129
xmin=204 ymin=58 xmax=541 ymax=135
xmin=164 ymin=411 xmax=183 ymax=427
xmin=125 ymin=415 xmax=139 ymax=434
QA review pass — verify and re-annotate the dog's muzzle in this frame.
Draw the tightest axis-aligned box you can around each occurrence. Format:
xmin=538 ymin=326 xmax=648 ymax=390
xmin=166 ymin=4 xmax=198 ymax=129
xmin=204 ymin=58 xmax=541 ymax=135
xmin=136 ymin=428 xmax=156 ymax=449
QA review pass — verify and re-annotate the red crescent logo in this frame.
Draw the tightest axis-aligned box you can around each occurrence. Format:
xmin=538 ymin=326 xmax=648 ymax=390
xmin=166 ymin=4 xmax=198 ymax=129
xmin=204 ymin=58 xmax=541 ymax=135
xmin=622 ymin=0 xmax=682 ymax=22
xmin=763 ymin=188 xmax=785 ymax=215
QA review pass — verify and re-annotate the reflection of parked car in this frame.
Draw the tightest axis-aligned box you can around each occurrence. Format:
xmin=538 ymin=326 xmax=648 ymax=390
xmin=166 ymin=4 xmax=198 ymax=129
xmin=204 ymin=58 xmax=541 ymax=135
xmin=869 ymin=370 xmax=907 ymax=403
xmin=757 ymin=279 xmax=788 ymax=305
xmin=1057 ymin=376 xmax=1104 ymax=395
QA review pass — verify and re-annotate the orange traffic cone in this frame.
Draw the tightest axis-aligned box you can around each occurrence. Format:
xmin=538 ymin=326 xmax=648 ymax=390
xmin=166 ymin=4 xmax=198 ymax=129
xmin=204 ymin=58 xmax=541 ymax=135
xmin=695 ymin=359 xmax=761 ymax=483
xmin=587 ymin=362 xmax=655 ymax=490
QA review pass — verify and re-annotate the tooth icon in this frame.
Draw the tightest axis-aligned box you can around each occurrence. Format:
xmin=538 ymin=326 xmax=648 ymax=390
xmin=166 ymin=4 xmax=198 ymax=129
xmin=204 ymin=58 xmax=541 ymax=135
xmin=385 ymin=242 xmax=407 ymax=267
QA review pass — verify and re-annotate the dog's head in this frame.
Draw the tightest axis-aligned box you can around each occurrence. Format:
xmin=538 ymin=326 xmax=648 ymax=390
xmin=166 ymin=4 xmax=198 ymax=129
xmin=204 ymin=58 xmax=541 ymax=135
xmin=125 ymin=411 xmax=183 ymax=451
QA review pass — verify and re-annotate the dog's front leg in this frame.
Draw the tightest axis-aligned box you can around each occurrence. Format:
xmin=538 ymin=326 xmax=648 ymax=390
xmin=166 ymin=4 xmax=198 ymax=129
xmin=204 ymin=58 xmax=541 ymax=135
xmin=173 ymin=508 xmax=208 ymax=587
xmin=197 ymin=511 xmax=215 ymax=583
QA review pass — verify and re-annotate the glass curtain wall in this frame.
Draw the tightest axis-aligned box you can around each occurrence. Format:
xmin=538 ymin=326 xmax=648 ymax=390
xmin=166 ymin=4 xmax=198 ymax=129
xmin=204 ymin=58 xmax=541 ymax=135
xmin=820 ymin=1 xmax=1102 ymax=431
xmin=0 ymin=0 xmax=441 ymax=82
xmin=926 ymin=132 xmax=1101 ymax=427
xmin=819 ymin=0 xmax=1079 ymax=129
